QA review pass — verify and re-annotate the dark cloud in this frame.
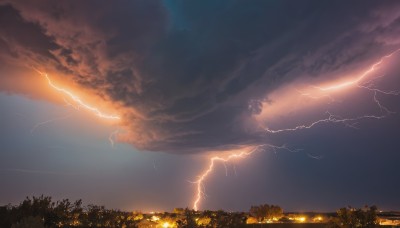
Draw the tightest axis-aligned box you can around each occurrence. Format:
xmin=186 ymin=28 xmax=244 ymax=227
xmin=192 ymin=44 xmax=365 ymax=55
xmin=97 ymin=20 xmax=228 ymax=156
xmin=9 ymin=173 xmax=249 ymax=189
xmin=0 ymin=4 xmax=59 ymax=59
xmin=1 ymin=0 xmax=400 ymax=153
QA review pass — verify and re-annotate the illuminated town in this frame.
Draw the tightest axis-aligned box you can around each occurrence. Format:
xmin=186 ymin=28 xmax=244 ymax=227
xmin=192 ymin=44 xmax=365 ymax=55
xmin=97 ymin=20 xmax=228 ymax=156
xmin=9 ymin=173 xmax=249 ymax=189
xmin=1 ymin=197 xmax=400 ymax=227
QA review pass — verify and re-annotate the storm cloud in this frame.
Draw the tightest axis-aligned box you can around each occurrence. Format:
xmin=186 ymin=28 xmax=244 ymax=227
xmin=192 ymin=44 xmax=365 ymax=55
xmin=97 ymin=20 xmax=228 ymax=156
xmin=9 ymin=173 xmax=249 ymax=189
xmin=1 ymin=0 xmax=400 ymax=153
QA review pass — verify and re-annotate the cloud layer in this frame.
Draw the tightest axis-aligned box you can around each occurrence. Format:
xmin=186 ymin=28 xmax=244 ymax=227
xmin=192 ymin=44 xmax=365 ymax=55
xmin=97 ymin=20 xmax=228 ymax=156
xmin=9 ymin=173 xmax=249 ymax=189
xmin=1 ymin=0 xmax=400 ymax=153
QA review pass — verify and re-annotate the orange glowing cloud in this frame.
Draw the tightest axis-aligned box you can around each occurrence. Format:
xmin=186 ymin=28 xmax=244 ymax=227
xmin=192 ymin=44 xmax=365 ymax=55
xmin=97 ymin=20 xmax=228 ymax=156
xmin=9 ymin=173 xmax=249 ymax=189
xmin=36 ymin=70 xmax=120 ymax=120
xmin=255 ymin=49 xmax=400 ymax=131
xmin=314 ymin=49 xmax=400 ymax=92
xmin=0 ymin=64 xmax=58 ymax=102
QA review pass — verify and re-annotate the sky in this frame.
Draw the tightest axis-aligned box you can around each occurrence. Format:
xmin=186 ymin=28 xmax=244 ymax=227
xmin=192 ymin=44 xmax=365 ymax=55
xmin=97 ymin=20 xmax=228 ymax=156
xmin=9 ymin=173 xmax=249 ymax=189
xmin=1 ymin=0 xmax=400 ymax=212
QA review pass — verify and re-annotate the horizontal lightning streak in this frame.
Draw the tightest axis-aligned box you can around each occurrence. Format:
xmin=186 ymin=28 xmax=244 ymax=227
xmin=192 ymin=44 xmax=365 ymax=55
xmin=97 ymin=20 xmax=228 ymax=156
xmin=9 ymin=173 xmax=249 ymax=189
xmin=357 ymin=75 xmax=398 ymax=94
xmin=315 ymin=49 xmax=400 ymax=91
xmin=357 ymin=76 xmax=399 ymax=114
xmin=266 ymin=49 xmax=400 ymax=134
xmin=35 ymin=70 xmax=120 ymax=120
xmin=307 ymin=153 xmax=323 ymax=160
xmin=31 ymin=114 xmax=72 ymax=134
xmin=298 ymin=91 xmax=337 ymax=103
xmin=265 ymin=111 xmax=385 ymax=134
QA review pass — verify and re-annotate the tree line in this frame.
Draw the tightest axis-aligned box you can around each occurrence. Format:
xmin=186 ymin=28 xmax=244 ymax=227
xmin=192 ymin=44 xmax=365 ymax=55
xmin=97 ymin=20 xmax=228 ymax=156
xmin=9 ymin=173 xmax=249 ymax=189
xmin=0 ymin=195 xmax=380 ymax=227
xmin=0 ymin=195 xmax=248 ymax=227
xmin=0 ymin=195 xmax=136 ymax=227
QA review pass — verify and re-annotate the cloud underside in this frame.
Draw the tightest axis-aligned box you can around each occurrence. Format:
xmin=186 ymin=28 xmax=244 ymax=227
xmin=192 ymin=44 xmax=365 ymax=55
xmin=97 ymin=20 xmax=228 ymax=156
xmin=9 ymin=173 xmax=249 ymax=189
xmin=1 ymin=0 xmax=400 ymax=153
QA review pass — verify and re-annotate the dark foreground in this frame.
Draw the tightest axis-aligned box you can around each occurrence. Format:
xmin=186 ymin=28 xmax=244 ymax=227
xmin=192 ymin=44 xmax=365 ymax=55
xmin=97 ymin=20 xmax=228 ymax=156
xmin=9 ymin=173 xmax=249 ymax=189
xmin=245 ymin=224 xmax=328 ymax=228
xmin=1 ymin=196 xmax=399 ymax=227
xmin=245 ymin=225 xmax=394 ymax=228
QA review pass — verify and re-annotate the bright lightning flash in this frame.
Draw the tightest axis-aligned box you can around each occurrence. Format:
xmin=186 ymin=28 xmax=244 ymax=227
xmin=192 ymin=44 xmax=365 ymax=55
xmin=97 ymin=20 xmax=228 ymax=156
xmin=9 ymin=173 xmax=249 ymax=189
xmin=265 ymin=49 xmax=400 ymax=133
xmin=192 ymin=146 xmax=258 ymax=211
xmin=192 ymin=144 xmax=300 ymax=210
xmin=192 ymin=49 xmax=400 ymax=210
xmin=35 ymin=70 xmax=120 ymax=120
xmin=315 ymin=49 xmax=400 ymax=92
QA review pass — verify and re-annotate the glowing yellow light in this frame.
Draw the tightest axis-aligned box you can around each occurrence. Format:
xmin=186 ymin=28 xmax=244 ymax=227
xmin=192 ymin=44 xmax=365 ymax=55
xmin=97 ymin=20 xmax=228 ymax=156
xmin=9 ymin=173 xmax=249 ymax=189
xmin=162 ymin=222 xmax=171 ymax=228
xmin=297 ymin=217 xmax=306 ymax=222
xmin=35 ymin=69 xmax=120 ymax=120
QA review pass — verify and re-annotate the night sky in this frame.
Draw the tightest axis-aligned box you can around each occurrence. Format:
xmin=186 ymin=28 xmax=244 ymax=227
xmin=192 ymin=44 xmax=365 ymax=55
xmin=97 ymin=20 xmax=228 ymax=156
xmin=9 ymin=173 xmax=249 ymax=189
xmin=1 ymin=0 xmax=400 ymax=212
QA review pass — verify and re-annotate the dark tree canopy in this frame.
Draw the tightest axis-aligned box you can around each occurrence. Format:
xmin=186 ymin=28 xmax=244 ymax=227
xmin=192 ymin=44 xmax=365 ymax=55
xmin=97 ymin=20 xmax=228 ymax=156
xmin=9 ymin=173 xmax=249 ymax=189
xmin=249 ymin=204 xmax=283 ymax=222
xmin=332 ymin=205 xmax=379 ymax=228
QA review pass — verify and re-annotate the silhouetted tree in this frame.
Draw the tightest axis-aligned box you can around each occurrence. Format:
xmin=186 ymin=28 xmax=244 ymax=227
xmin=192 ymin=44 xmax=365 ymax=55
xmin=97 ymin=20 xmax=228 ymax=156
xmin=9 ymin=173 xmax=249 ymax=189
xmin=1 ymin=195 xmax=140 ymax=227
xmin=249 ymin=205 xmax=264 ymax=222
xmin=249 ymin=204 xmax=283 ymax=222
xmin=177 ymin=208 xmax=198 ymax=228
xmin=332 ymin=205 xmax=378 ymax=228
xmin=11 ymin=216 xmax=44 ymax=228
xmin=0 ymin=205 xmax=13 ymax=227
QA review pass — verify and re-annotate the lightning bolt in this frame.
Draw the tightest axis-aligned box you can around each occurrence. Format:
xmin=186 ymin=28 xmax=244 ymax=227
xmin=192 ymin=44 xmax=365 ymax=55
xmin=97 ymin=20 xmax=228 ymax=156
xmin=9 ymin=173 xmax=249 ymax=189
xmin=34 ymin=69 xmax=120 ymax=120
xmin=307 ymin=153 xmax=323 ymax=160
xmin=264 ymin=111 xmax=385 ymax=134
xmin=191 ymin=144 xmax=300 ymax=210
xmin=108 ymin=129 xmax=119 ymax=148
xmin=314 ymin=49 xmax=400 ymax=91
xmin=222 ymin=162 xmax=228 ymax=177
xmin=233 ymin=164 xmax=237 ymax=177
xmin=31 ymin=114 xmax=72 ymax=134
xmin=265 ymin=49 xmax=400 ymax=134
xmin=63 ymin=97 xmax=80 ymax=110
xmin=191 ymin=49 xmax=400 ymax=210
xmin=296 ymin=89 xmax=337 ymax=104
xmin=357 ymin=75 xmax=399 ymax=114
xmin=191 ymin=146 xmax=258 ymax=211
